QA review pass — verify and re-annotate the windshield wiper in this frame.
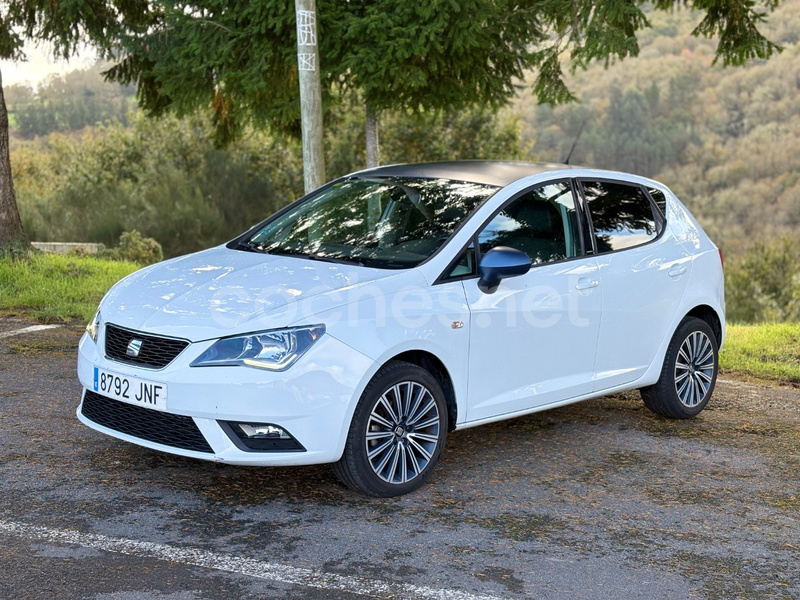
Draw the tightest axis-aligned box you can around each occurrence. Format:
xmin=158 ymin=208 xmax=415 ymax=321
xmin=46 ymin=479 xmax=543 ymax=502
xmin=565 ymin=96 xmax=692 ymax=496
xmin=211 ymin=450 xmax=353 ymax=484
xmin=269 ymin=248 xmax=364 ymax=267
xmin=236 ymin=240 xmax=267 ymax=253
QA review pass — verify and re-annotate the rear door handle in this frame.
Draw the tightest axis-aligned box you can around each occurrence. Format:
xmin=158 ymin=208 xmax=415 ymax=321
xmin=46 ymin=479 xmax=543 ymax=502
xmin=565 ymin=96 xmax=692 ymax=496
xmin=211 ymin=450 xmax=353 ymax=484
xmin=668 ymin=266 xmax=687 ymax=278
xmin=575 ymin=277 xmax=599 ymax=291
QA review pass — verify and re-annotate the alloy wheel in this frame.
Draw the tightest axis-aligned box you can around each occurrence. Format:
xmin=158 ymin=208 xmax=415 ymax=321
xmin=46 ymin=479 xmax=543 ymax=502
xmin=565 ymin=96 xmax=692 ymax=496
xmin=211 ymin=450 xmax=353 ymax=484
xmin=365 ymin=381 xmax=441 ymax=485
xmin=674 ymin=331 xmax=716 ymax=408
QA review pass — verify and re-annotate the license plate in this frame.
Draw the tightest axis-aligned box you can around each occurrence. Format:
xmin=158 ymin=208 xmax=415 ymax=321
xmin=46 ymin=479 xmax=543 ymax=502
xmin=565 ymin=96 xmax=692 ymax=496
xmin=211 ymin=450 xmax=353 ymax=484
xmin=92 ymin=366 xmax=167 ymax=411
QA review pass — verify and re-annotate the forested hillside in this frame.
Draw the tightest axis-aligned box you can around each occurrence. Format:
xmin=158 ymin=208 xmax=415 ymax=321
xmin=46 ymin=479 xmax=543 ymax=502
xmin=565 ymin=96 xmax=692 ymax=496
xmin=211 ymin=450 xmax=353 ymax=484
xmin=6 ymin=69 xmax=522 ymax=257
xmin=6 ymin=1 xmax=800 ymax=321
xmin=6 ymin=64 xmax=136 ymax=138
xmin=515 ymin=0 xmax=800 ymax=253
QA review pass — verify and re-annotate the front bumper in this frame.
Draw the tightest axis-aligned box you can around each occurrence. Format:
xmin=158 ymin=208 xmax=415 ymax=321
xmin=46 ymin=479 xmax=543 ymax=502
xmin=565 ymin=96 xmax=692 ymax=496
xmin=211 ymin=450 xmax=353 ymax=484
xmin=76 ymin=328 xmax=374 ymax=466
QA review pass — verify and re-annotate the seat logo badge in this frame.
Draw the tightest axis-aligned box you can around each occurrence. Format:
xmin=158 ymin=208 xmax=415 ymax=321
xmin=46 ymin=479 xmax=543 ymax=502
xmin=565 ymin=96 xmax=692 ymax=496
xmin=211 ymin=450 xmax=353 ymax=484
xmin=126 ymin=339 xmax=144 ymax=357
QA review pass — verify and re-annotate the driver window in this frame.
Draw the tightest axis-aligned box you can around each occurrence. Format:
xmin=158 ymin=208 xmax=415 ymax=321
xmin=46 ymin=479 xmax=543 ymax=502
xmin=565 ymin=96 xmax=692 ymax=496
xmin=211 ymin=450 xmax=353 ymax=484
xmin=478 ymin=182 xmax=581 ymax=265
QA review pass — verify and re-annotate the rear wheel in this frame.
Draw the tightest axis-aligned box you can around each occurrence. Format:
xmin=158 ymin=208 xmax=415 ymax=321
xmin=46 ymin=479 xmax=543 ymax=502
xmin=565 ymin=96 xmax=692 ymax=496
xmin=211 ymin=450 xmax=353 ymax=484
xmin=332 ymin=361 xmax=447 ymax=497
xmin=641 ymin=317 xmax=718 ymax=419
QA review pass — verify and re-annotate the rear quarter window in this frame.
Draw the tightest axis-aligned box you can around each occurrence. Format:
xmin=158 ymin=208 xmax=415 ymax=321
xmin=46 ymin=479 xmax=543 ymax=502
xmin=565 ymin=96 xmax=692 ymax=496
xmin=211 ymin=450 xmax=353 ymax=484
xmin=648 ymin=188 xmax=668 ymax=218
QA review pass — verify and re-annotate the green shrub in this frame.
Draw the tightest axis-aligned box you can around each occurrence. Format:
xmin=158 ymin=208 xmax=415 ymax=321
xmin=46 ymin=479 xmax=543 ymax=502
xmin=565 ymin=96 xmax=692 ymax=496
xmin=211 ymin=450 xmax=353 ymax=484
xmin=98 ymin=230 xmax=163 ymax=265
xmin=725 ymin=237 xmax=800 ymax=323
xmin=13 ymin=114 xmax=303 ymax=259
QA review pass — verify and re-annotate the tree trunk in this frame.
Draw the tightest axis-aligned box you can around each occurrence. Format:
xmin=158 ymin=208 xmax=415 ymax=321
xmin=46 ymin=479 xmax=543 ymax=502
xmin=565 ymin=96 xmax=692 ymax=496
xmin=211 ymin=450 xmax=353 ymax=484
xmin=295 ymin=0 xmax=326 ymax=193
xmin=366 ymin=101 xmax=379 ymax=169
xmin=0 ymin=67 xmax=30 ymax=252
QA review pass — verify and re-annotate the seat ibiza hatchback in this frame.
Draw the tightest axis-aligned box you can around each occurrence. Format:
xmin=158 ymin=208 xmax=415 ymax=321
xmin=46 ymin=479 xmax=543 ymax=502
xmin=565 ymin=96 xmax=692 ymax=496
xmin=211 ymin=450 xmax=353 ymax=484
xmin=78 ymin=161 xmax=725 ymax=496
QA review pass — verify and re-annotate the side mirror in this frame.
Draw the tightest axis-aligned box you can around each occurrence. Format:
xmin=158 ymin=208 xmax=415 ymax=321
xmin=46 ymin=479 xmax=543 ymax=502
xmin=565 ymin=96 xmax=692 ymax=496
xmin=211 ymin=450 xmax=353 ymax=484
xmin=478 ymin=246 xmax=531 ymax=293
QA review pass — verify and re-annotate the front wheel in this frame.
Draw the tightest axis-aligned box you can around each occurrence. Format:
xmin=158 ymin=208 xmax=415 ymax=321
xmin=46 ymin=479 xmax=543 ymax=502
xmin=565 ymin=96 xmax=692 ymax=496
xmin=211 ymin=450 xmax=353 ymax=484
xmin=641 ymin=317 xmax=719 ymax=419
xmin=332 ymin=361 xmax=447 ymax=497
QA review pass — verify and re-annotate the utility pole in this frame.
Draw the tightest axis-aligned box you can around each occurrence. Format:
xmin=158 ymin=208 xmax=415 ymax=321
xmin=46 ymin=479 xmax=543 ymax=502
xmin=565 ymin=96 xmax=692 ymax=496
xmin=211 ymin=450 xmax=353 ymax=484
xmin=295 ymin=0 xmax=326 ymax=193
xmin=365 ymin=100 xmax=379 ymax=169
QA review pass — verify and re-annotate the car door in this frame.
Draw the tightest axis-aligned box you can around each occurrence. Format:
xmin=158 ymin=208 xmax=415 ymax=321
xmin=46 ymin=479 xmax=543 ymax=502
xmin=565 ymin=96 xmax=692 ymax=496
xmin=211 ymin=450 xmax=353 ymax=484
xmin=577 ymin=179 xmax=692 ymax=392
xmin=457 ymin=180 xmax=602 ymax=423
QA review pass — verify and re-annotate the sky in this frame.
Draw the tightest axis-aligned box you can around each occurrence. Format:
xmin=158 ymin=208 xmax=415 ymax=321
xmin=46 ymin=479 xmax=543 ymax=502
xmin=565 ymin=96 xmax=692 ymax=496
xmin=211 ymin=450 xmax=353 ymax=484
xmin=1 ymin=41 xmax=96 ymax=87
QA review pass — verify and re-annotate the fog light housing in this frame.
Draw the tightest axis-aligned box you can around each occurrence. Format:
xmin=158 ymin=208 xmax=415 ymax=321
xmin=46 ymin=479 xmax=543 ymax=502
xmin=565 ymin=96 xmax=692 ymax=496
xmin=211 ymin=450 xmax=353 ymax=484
xmin=219 ymin=421 xmax=306 ymax=452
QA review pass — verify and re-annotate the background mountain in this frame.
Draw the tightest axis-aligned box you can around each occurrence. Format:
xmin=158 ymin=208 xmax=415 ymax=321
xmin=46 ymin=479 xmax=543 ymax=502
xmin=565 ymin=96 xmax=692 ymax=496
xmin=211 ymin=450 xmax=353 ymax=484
xmin=513 ymin=1 xmax=800 ymax=254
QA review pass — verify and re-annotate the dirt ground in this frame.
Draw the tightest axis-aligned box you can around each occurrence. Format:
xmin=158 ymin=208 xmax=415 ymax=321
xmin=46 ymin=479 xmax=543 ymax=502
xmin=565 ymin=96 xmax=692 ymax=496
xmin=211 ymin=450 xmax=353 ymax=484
xmin=1 ymin=320 xmax=798 ymax=599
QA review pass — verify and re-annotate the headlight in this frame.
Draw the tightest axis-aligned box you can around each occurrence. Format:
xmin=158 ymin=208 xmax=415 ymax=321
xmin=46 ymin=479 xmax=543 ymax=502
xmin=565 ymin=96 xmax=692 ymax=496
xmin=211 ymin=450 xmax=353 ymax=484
xmin=191 ymin=325 xmax=325 ymax=371
xmin=86 ymin=308 xmax=101 ymax=343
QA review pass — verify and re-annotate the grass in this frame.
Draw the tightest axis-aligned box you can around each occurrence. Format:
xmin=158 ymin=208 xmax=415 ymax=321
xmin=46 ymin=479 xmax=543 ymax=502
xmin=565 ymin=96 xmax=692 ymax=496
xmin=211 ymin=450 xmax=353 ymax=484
xmin=0 ymin=252 xmax=139 ymax=323
xmin=721 ymin=323 xmax=800 ymax=384
xmin=1 ymin=253 xmax=799 ymax=384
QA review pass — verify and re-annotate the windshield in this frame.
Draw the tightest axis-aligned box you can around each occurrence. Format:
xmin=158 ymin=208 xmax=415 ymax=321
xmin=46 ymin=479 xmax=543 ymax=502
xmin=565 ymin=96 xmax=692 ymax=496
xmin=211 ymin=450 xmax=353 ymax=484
xmin=242 ymin=177 xmax=498 ymax=269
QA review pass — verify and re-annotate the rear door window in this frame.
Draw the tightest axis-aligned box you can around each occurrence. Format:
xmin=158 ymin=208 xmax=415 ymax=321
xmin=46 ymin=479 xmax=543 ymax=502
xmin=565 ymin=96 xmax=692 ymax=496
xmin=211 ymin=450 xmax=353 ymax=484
xmin=580 ymin=180 xmax=660 ymax=253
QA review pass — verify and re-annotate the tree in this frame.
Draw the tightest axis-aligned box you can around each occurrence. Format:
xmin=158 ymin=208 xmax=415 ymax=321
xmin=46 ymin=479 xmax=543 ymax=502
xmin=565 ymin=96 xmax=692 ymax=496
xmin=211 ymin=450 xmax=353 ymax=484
xmin=12 ymin=112 xmax=303 ymax=258
xmin=9 ymin=63 xmax=136 ymax=139
xmin=13 ymin=101 xmax=521 ymax=257
xmin=0 ymin=66 xmax=27 ymax=252
xmin=105 ymin=0 xmax=782 ymax=166
xmin=1 ymin=1 xmax=784 ymax=250
xmin=324 ymin=100 xmax=524 ymax=180
xmin=0 ymin=0 xmax=150 ymax=251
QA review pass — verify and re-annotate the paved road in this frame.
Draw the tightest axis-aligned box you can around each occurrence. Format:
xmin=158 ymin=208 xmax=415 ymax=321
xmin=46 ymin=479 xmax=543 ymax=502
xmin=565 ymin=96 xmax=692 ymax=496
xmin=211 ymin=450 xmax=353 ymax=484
xmin=1 ymin=319 xmax=798 ymax=599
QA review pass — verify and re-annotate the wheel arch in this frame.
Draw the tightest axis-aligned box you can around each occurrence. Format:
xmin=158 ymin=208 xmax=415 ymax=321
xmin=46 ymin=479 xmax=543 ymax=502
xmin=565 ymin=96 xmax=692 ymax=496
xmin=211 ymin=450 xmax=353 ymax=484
xmin=685 ymin=304 xmax=723 ymax=346
xmin=390 ymin=350 xmax=458 ymax=431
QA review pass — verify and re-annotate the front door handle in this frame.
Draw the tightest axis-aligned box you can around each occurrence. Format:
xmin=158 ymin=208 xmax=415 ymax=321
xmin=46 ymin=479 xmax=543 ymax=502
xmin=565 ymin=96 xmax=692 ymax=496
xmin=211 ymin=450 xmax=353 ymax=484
xmin=575 ymin=277 xmax=599 ymax=291
xmin=668 ymin=266 xmax=687 ymax=278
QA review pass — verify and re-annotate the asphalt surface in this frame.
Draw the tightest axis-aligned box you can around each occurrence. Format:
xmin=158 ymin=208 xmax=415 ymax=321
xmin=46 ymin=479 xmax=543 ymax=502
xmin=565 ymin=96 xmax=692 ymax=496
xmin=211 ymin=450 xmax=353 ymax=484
xmin=0 ymin=318 xmax=798 ymax=599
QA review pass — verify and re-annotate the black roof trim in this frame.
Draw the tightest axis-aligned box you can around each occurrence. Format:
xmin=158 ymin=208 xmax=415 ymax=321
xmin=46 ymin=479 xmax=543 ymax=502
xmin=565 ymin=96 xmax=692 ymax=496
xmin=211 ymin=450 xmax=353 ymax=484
xmin=353 ymin=161 xmax=581 ymax=188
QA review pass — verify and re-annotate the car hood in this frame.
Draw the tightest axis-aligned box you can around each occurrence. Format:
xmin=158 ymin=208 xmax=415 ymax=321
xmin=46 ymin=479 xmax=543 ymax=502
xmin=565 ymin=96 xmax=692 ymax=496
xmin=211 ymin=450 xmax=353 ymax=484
xmin=100 ymin=245 xmax=410 ymax=341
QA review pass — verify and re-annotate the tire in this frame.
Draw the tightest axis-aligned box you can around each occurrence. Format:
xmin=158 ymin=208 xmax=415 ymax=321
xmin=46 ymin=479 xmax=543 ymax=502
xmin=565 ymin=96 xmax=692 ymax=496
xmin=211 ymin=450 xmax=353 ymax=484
xmin=332 ymin=361 xmax=448 ymax=497
xmin=641 ymin=317 xmax=719 ymax=419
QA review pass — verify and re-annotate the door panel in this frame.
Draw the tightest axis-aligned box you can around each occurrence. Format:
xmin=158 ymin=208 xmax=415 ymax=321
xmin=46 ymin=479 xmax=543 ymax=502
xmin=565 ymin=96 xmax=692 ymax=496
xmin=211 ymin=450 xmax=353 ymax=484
xmin=578 ymin=179 xmax=692 ymax=391
xmin=463 ymin=259 xmax=601 ymax=422
xmin=591 ymin=239 xmax=691 ymax=391
xmin=462 ymin=180 xmax=603 ymax=422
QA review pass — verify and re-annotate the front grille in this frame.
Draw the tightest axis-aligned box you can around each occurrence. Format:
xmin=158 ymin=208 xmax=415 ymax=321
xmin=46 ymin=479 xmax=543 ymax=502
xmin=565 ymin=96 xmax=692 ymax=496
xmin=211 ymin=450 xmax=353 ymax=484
xmin=81 ymin=391 xmax=213 ymax=454
xmin=105 ymin=324 xmax=189 ymax=369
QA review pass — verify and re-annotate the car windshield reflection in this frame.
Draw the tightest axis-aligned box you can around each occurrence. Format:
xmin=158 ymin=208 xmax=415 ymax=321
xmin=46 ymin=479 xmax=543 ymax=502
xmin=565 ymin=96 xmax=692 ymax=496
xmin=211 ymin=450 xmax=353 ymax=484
xmin=244 ymin=177 xmax=498 ymax=269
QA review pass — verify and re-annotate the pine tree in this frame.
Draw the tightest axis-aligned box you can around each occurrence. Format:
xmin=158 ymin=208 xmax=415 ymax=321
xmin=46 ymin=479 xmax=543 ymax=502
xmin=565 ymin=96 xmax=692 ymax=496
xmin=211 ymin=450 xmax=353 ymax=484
xmin=105 ymin=0 xmax=782 ymax=147
xmin=0 ymin=0 xmax=784 ymax=250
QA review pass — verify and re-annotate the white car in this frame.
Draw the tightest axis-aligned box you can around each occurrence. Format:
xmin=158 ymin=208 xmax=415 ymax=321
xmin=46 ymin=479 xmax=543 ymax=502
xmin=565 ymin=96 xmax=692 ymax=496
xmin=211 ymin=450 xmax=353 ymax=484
xmin=78 ymin=162 xmax=725 ymax=496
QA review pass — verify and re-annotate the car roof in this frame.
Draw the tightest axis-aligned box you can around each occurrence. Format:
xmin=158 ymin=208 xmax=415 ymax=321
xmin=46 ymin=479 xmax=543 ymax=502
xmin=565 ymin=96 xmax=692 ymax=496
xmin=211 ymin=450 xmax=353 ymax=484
xmin=353 ymin=161 xmax=582 ymax=188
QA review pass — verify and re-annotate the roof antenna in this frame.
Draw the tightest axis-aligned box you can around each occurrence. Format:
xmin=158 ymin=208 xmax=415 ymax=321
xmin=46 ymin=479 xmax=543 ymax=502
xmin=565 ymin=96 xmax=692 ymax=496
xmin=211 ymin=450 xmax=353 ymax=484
xmin=563 ymin=118 xmax=589 ymax=165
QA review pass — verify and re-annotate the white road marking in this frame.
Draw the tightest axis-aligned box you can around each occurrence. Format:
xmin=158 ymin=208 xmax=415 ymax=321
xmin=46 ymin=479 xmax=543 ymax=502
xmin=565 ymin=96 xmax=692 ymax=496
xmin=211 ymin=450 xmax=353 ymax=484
xmin=0 ymin=324 xmax=61 ymax=339
xmin=0 ymin=520 xmax=504 ymax=600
